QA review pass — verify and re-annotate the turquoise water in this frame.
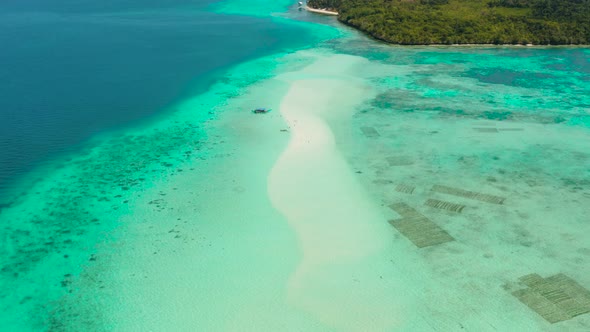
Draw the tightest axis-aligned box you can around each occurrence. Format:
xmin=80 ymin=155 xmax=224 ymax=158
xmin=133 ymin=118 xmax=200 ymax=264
xmin=1 ymin=0 xmax=589 ymax=330
xmin=0 ymin=0 xmax=316 ymax=200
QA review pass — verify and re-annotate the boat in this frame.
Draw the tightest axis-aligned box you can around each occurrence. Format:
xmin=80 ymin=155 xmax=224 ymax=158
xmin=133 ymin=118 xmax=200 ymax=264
xmin=252 ymin=108 xmax=271 ymax=114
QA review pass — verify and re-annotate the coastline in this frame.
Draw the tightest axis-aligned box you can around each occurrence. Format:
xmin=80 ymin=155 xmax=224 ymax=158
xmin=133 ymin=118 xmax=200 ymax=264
xmin=347 ymin=26 xmax=590 ymax=47
xmin=341 ymin=20 xmax=590 ymax=47
xmin=306 ymin=3 xmax=589 ymax=47
xmin=304 ymin=6 xmax=338 ymax=16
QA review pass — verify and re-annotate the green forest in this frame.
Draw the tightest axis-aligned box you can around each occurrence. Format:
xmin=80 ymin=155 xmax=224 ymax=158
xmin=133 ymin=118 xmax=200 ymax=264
xmin=307 ymin=0 xmax=590 ymax=44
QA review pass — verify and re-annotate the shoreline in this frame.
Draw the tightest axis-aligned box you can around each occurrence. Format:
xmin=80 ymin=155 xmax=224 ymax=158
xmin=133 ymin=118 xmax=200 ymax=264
xmin=344 ymin=21 xmax=590 ymax=47
xmin=310 ymin=11 xmax=590 ymax=47
xmin=304 ymin=6 xmax=338 ymax=16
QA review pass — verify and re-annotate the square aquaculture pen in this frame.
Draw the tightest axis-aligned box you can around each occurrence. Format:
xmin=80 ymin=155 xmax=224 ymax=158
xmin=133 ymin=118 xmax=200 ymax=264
xmin=498 ymin=128 xmax=525 ymax=131
xmin=472 ymin=127 xmax=499 ymax=133
xmin=388 ymin=202 xmax=454 ymax=248
xmin=395 ymin=184 xmax=415 ymax=194
xmin=431 ymin=184 xmax=506 ymax=205
xmin=424 ymin=198 xmax=466 ymax=213
xmin=360 ymin=126 xmax=380 ymax=138
xmin=511 ymin=273 xmax=590 ymax=323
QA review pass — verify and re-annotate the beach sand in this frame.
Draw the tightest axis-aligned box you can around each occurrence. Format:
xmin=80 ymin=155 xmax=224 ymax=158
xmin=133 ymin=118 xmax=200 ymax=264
xmin=305 ymin=6 xmax=339 ymax=16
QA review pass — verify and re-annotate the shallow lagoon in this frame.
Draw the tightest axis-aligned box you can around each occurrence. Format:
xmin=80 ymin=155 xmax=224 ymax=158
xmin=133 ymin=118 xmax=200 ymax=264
xmin=0 ymin=0 xmax=589 ymax=331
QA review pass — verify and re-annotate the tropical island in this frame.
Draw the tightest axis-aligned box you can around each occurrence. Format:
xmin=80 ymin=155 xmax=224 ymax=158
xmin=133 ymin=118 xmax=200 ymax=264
xmin=307 ymin=0 xmax=590 ymax=45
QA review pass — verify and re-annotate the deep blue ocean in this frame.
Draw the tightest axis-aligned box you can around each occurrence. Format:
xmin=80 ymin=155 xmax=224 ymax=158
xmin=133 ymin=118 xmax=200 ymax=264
xmin=0 ymin=0 xmax=310 ymax=199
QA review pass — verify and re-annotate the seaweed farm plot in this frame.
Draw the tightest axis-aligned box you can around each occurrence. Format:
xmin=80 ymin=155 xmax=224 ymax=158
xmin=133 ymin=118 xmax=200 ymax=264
xmin=388 ymin=202 xmax=454 ymax=248
xmin=472 ymin=127 xmax=499 ymax=133
xmin=511 ymin=274 xmax=590 ymax=323
xmin=473 ymin=127 xmax=525 ymax=133
xmin=329 ymin=44 xmax=590 ymax=331
xmin=431 ymin=184 xmax=506 ymax=205
xmin=498 ymin=128 xmax=525 ymax=132
xmin=360 ymin=126 xmax=380 ymax=138
xmin=395 ymin=184 xmax=415 ymax=194
xmin=424 ymin=198 xmax=466 ymax=213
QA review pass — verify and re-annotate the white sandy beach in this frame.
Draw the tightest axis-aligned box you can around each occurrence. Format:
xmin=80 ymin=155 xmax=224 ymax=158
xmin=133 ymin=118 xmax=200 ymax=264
xmin=305 ymin=6 xmax=339 ymax=16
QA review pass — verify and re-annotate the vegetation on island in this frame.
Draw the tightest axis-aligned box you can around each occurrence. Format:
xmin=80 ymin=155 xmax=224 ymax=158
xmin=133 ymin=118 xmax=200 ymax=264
xmin=307 ymin=0 xmax=590 ymax=45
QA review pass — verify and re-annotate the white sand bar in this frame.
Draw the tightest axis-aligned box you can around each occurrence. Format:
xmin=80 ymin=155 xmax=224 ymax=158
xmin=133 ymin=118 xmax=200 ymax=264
xmin=269 ymin=54 xmax=405 ymax=331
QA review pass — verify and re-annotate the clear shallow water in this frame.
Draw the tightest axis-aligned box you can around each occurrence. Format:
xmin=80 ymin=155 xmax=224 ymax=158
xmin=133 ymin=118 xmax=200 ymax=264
xmin=1 ymin=0 xmax=589 ymax=330
xmin=327 ymin=39 xmax=590 ymax=330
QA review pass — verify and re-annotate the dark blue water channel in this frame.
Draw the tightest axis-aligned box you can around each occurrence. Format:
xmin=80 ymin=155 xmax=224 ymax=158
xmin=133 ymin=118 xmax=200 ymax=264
xmin=0 ymin=0 xmax=310 ymax=201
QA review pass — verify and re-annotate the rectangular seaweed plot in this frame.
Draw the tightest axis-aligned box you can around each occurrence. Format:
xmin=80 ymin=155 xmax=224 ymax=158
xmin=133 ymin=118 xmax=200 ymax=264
xmin=424 ymin=198 xmax=465 ymax=213
xmin=360 ymin=126 xmax=380 ymax=138
xmin=499 ymin=128 xmax=524 ymax=132
xmin=431 ymin=184 xmax=506 ymax=205
xmin=473 ymin=127 xmax=499 ymax=133
xmin=395 ymin=184 xmax=415 ymax=194
xmin=388 ymin=203 xmax=454 ymax=248
xmin=512 ymin=273 xmax=590 ymax=323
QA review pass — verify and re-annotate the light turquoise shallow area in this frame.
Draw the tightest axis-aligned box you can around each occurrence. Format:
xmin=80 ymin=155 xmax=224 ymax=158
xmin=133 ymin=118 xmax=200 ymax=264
xmin=1 ymin=0 xmax=589 ymax=331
